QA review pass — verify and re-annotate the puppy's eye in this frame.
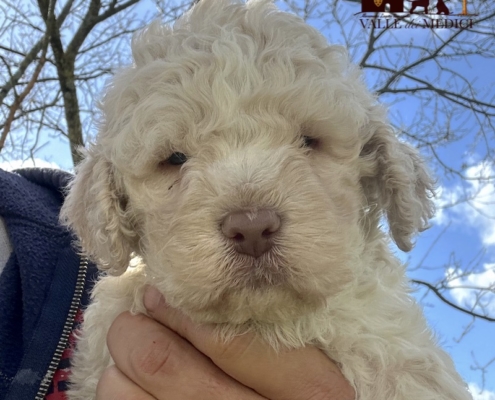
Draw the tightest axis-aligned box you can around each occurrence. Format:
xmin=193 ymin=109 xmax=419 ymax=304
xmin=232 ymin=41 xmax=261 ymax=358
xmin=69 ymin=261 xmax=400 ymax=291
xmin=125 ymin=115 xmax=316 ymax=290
xmin=302 ymin=136 xmax=319 ymax=149
xmin=167 ymin=152 xmax=188 ymax=165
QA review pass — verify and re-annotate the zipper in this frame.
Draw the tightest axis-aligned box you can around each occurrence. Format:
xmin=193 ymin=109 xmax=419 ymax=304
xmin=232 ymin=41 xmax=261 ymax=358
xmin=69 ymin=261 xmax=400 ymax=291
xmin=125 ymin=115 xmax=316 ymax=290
xmin=35 ymin=256 xmax=89 ymax=400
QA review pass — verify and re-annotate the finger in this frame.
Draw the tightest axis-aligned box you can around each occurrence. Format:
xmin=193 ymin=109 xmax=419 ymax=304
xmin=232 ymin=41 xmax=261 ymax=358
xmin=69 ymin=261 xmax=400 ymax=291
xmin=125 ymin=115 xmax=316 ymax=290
xmin=96 ymin=365 xmax=156 ymax=400
xmin=107 ymin=312 xmax=266 ymax=400
xmin=144 ymin=286 xmax=355 ymax=400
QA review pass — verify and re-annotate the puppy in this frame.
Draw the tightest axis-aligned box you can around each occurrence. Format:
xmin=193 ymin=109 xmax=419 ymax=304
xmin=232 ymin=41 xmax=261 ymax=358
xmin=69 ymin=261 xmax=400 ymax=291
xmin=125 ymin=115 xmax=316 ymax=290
xmin=61 ymin=1 xmax=472 ymax=399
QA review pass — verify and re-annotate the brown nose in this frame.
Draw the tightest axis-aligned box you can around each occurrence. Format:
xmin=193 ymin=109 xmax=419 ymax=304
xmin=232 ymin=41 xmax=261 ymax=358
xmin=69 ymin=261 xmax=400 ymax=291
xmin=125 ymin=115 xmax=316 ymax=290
xmin=221 ymin=209 xmax=281 ymax=258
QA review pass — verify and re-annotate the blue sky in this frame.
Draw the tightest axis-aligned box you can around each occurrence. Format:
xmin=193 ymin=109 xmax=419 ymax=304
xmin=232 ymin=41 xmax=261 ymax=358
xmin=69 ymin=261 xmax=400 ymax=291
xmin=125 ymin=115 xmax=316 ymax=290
xmin=1 ymin=0 xmax=494 ymax=398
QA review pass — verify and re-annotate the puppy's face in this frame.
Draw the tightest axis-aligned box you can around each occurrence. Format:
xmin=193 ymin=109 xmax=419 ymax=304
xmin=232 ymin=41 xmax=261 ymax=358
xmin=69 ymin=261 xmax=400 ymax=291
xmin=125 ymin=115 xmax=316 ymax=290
xmin=61 ymin=0 xmax=434 ymax=325
xmin=121 ymin=109 xmax=364 ymax=324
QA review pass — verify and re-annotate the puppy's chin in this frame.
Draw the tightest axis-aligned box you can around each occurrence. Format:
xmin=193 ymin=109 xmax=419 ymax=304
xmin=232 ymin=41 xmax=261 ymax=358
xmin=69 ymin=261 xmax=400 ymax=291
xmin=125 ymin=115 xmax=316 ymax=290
xmin=156 ymin=261 xmax=330 ymax=326
xmin=185 ymin=287 xmax=327 ymax=325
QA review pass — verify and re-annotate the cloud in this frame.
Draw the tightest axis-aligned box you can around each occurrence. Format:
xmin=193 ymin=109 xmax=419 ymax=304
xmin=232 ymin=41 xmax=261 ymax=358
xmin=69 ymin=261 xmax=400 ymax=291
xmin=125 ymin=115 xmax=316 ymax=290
xmin=447 ymin=263 xmax=495 ymax=316
xmin=0 ymin=158 xmax=61 ymax=171
xmin=469 ymin=383 xmax=495 ymax=400
xmin=433 ymin=162 xmax=495 ymax=247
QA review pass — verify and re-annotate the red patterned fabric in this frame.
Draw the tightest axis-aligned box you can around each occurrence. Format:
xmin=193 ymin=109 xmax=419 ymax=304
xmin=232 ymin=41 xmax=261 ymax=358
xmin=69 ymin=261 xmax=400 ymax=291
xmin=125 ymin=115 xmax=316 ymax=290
xmin=45 ymin=308 xmax=84 ymax=400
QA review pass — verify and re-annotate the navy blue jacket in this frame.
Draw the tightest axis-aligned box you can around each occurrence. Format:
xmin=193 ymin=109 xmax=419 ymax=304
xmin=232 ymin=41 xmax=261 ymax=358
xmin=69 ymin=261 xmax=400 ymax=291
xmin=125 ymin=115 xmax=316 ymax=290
xmin=0 ymin=168 xmax=98 ymax=400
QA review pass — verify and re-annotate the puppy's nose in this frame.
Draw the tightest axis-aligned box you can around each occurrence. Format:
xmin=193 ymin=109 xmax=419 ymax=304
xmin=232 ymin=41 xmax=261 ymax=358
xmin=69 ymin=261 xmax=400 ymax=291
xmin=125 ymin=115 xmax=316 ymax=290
xmin=221 ymin=209 xmax=281 ymax=258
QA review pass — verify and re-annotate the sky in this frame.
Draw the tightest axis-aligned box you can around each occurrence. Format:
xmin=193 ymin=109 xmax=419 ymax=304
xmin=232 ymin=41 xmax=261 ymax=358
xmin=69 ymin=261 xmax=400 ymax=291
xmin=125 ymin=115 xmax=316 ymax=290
xmin=1 ymin=0 xmax=494 ymax=398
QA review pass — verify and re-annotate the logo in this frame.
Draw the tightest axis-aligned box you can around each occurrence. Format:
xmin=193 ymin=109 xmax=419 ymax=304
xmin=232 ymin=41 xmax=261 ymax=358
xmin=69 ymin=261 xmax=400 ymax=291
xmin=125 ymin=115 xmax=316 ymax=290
xmin=357 ymin=0 xmax=477 ymax=29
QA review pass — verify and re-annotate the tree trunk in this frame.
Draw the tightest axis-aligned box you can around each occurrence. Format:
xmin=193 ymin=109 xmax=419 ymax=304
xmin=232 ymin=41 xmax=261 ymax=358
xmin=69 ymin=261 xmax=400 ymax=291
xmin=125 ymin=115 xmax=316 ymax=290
xmin=61 ymin=66 xmax=85 ymax=166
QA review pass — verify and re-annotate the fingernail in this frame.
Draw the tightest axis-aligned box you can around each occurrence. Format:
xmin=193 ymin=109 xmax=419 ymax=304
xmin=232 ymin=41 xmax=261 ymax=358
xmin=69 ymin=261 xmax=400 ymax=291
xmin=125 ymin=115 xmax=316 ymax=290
xmin=144 ymin=285 xmax=164 ymax=312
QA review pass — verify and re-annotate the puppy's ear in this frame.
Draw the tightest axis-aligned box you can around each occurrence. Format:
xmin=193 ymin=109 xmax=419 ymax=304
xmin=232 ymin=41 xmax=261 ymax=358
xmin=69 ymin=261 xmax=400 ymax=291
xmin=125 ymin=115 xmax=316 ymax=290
xmin=359 ymin=117 xmax=435 ymax=252
xmin=60 ymin=147 xmax=136 ymax=275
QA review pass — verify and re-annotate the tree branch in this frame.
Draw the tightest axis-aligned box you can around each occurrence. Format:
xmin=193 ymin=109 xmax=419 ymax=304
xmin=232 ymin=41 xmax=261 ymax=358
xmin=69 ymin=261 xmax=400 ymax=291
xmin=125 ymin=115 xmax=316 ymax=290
xmin=411 ymin=279 xmax=495 ymax=322
xmin=0 ymin=0 xmax=74 ymax=106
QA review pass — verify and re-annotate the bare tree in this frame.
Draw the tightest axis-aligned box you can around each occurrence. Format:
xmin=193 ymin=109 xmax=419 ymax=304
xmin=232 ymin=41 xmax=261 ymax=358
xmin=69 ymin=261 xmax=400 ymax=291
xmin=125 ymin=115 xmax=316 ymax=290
xmin=0 ymin=0 xmax=197 ymax=165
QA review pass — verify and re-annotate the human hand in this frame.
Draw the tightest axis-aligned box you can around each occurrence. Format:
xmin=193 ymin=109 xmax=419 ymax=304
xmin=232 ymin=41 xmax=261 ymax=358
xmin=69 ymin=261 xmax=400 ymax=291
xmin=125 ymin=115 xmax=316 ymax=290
xmin=96 ymin=286 xmax=355 ymax=400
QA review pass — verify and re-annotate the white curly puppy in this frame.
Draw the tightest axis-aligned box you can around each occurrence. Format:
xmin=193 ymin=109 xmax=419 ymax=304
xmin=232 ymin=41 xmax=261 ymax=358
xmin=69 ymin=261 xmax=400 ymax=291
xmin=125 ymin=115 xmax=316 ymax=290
xmin=61 ymin=0 xmax=473 ymax=399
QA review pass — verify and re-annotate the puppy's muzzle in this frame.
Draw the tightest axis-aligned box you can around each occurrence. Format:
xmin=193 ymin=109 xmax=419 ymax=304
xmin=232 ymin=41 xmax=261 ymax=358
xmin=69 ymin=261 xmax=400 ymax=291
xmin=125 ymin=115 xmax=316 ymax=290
xmin=221 ymin=209 xmax=281 ymax=258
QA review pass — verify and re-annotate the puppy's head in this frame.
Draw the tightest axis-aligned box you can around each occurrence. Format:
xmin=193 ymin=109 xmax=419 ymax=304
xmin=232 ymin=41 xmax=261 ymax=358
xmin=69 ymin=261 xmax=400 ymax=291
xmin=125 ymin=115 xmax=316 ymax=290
xmin=61 ymin=0 xmax=434 ymax=325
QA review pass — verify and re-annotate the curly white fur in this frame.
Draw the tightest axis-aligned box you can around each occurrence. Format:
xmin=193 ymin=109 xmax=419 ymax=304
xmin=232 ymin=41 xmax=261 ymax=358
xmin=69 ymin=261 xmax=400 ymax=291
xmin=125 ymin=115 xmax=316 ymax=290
xmin=60 ymin=1 xmax=472 ymax=399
